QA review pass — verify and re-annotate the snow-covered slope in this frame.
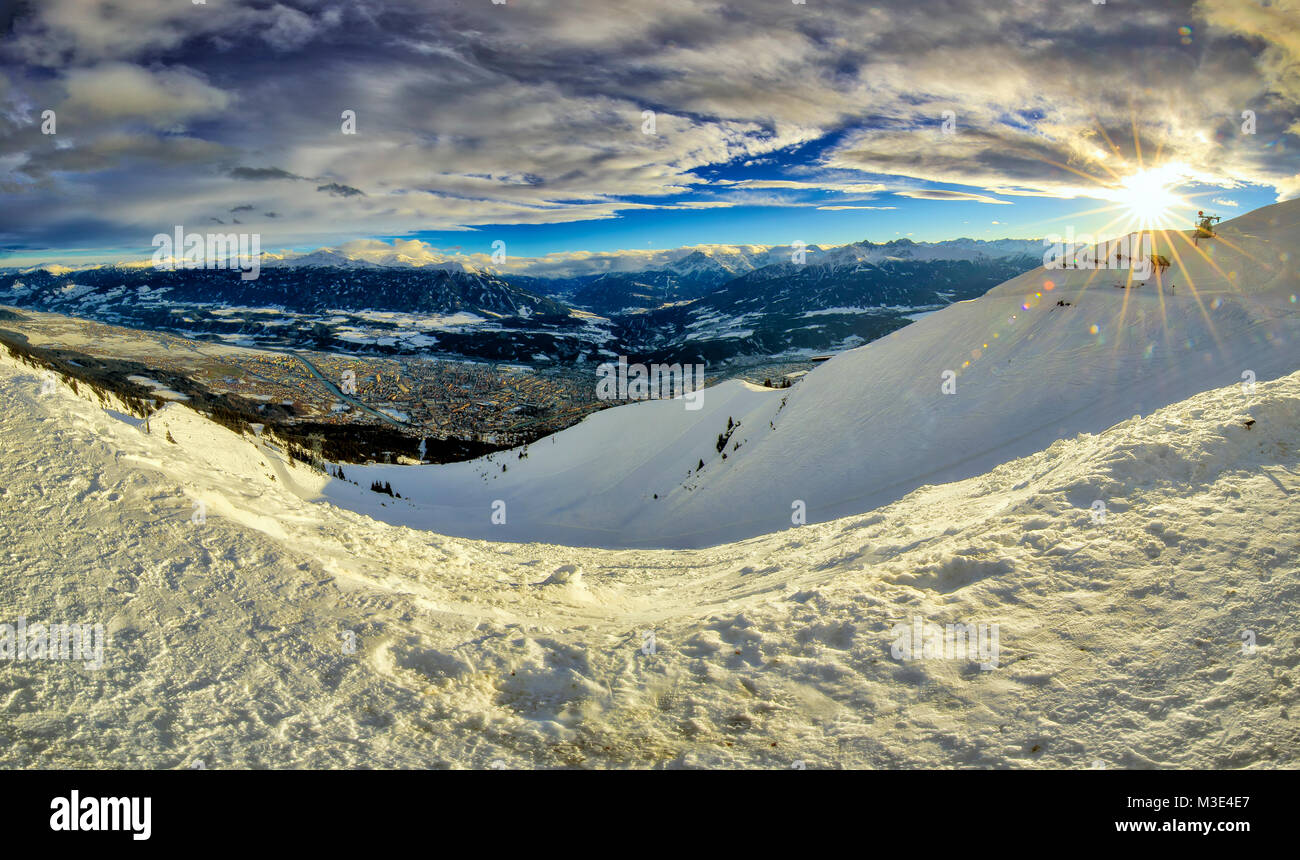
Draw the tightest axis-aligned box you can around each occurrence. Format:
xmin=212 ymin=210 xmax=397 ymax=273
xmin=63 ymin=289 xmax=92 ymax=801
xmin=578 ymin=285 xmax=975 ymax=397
xmin=343 ymin=200 xmax=1300 ymax=548
xmin=2 ymin=348 xmax=1296 ymax=768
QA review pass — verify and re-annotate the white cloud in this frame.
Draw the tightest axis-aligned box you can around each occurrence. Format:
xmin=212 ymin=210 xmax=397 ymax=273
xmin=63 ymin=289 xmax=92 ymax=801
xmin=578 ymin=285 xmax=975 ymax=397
xmin=61 ymin=63 xmax=231 ymax=126
xmin=894 ymin=189 xmax=1012 ymax=205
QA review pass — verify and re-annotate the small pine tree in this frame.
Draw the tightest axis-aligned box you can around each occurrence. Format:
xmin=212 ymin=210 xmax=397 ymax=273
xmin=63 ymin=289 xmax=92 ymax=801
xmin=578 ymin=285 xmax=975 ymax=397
xmin=166 ymin=430 xmax=176 ymax=444
xmin=697 ymin=458 xmax=704 ymax=471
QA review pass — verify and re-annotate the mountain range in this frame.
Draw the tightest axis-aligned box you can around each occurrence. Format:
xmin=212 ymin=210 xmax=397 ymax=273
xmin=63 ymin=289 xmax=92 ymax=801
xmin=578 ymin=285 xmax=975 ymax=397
xmin=1 ymin=237 xmax=1044 ymax=364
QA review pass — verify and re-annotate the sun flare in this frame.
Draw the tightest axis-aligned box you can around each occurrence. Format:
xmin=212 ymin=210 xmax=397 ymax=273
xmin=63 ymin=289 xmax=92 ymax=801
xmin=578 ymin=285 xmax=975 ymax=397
xmin=1109 ymin=165 xmax=1188 ymax=225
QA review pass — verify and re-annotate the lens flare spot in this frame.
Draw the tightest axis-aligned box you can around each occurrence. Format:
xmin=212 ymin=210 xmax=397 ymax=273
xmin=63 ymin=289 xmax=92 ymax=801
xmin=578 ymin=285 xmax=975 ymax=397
xmin=1043 ymin=281 xmax=1054 ymax=291
xmin=1089 ymin=324 xmax=1099 ymax=335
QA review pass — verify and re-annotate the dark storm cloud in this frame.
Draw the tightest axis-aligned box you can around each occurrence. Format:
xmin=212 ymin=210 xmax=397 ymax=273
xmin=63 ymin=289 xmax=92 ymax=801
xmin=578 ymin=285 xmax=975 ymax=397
xmin=0 ymin=0 xmax=1297 ymax=255
xmin=316 ymin=182 xmax=365 ymax=197
xmin=229 ymin=166 xmax=304 ymax=182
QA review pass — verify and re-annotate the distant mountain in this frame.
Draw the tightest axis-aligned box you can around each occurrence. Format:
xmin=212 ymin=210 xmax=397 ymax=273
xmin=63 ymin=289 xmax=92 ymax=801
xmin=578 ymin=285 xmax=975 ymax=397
xmin=611 ymin=253 xmax=1040 ymax=363
xmin=0 ymin=265 xmax=600 ymax=363
xmin=814 ymin=237 xmax=1043 ymax=265
xmin=664 ymin=249 xmax=744 ymax=280
xmin=500 ymin=237 xmax=1042 ymax=281
xmin=2 ymin=264 xmax=567 ymax=318
xmin=261 ymin=248 xmax=472 ymax=273
xmin=1 ymin=237 xmax=1046 ymax=365
xmin=565 ymin=269 xmax=719 ymax=316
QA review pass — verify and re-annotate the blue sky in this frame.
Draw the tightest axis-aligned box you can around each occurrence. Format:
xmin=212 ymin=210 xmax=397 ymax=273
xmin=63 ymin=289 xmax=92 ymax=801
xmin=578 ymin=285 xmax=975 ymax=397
xmin=398 ymin=181 xmax=1282 ymax=260
xmin=1 ymin=0 xmax=1297 ymax=267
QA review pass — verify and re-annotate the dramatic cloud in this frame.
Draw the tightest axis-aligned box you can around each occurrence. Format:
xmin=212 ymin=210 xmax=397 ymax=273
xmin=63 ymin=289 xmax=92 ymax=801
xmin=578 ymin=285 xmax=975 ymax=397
xmin=1197 ymin=0 xmax=1300 ymax=107
xmin=0 ymin=0 xmax=1296 ymax=256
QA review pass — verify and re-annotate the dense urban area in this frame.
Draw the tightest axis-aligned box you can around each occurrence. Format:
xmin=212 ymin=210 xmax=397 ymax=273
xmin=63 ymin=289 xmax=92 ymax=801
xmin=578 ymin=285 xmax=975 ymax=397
xmin=0 ymin=306 xmax=815 ymax=453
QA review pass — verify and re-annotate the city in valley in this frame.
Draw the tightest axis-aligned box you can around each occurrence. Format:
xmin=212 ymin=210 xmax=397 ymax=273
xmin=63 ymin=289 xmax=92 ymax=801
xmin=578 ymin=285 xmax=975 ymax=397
xmin=0 ymin=305 xmax=815 ymax=460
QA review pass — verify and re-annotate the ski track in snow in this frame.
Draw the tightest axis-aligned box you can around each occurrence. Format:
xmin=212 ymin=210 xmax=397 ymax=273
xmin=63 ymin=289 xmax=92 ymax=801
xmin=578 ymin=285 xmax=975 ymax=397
xmin=1 ymin=352 xmax=1297 ymax=769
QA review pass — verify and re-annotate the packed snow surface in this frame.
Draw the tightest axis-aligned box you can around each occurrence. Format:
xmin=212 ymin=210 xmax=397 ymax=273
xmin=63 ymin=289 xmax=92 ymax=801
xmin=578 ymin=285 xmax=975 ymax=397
xmin=2 ymin=351 xmax=1296 ymax=768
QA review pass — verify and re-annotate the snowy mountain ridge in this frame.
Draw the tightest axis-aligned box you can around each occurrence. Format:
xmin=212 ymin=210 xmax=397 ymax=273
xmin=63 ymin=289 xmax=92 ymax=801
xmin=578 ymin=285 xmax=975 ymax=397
xmin=9 ymin=237 xmax=1045 ymax=280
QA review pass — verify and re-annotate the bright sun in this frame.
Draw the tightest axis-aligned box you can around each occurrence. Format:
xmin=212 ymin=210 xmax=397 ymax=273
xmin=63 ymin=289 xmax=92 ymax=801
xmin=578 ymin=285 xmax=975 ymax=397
xmin=1111 ymin=166 xmax=1186 ymax=224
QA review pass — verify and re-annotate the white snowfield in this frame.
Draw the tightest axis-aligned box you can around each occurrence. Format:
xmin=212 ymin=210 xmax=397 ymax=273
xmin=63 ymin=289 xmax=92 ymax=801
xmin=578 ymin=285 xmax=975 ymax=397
xmin=1 ymin=347 xmax=1296 ymax=768
xmin=343 ymin=199 xmax=1300 ymax=549
xmin=0 ymin=200 xmax=1297 ymax=770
